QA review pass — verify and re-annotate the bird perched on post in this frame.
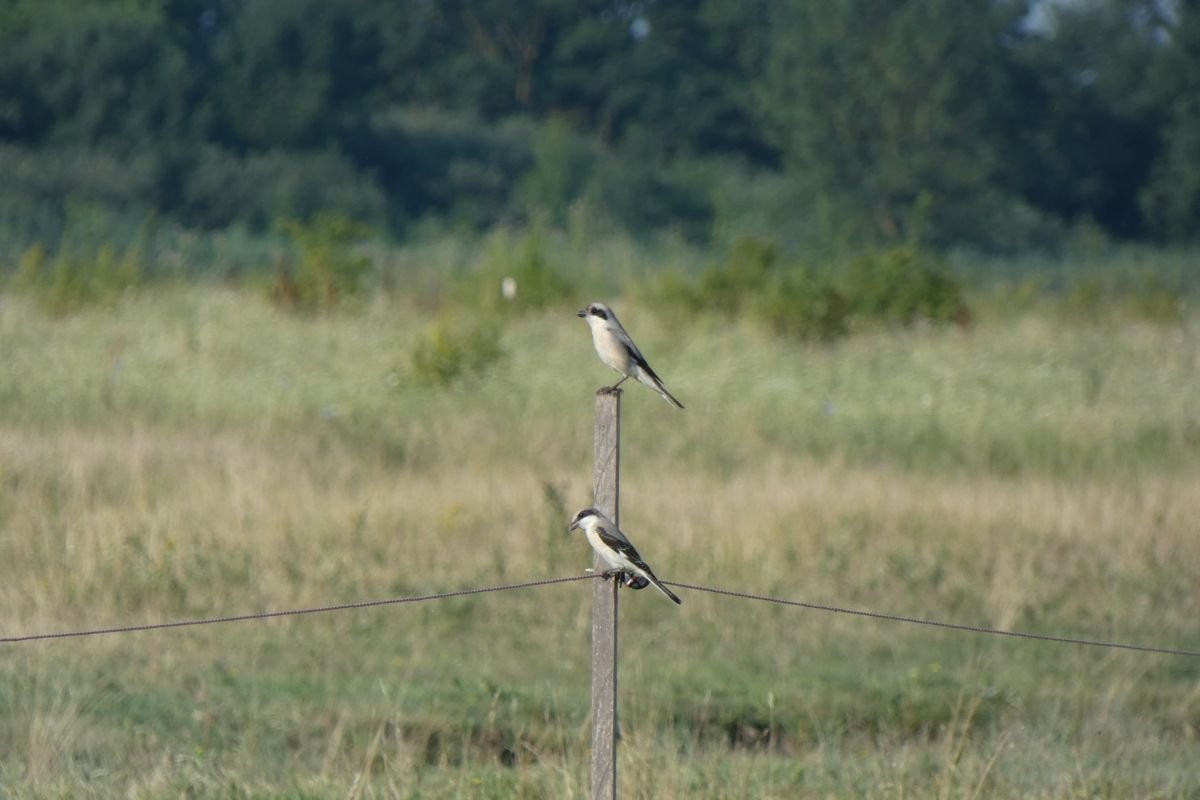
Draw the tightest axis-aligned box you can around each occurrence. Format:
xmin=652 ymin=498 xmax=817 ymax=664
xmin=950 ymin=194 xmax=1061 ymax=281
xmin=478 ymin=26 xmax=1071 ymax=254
xmin=576 ymin=302 xmax=684 ymax=409
xmin=568 ymin=508 xmax=682 ymax=605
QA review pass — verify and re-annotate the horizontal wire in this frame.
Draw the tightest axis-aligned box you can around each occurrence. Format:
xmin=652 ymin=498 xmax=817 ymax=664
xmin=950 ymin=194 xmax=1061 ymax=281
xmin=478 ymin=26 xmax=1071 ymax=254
xmin=5 ymin=573 xmax=1197 ymax=659
xmin=0 ymin=574 xmax=599 ymax=644
xmin=665 ymin=580 xmax=1200 ymax=658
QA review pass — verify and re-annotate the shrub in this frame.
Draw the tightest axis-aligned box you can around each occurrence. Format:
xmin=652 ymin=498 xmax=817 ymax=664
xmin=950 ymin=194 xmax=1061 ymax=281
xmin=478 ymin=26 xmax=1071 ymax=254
xmin=648 ymin=235 xmax=853 ymax=340
xmin=11 ymin=241 xmax=145 ymax=315
xmin=650 ymin=238 xmax=969 ymax=340
xmin=840 ymin=245 xmax=968 ymax=327
xmin=271 ymin=213 xmax=373 ymax=313
xmin=753 ymin=272 xmax=850 ymax=341
xmin=409 ymin=314 xmax=504 ymax=387
xmin=693 ymin=236 xmax=778 ymax=315
xmin=1126 ymin=272 xmax=1187 ymax=322
xmin=1058 ymin=270 xmax=1187 ymax=324
xmin=455 ymin=226 xmax=573 ymax=315
xmin=649 ymin=236 xmax=779 ymax=320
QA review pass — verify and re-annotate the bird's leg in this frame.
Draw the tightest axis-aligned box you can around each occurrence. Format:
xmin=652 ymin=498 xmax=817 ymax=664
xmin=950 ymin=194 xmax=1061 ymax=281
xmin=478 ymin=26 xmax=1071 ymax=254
xmin=599 ymin=569 xmax=620 ymax=581
xmin=599 ymin=376 xmax=627 ymax=395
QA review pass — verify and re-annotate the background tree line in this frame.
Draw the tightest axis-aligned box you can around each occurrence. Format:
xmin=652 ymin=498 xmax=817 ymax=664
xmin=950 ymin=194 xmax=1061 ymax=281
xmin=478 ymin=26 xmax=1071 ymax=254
xmin=0 ymin=0 xmax=1197 ymax=257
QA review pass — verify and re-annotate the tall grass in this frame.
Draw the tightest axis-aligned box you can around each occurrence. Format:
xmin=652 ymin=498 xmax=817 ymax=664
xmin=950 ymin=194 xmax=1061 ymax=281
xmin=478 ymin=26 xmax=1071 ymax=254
xmin=0 ymin=285 xmax=1197 ymax=797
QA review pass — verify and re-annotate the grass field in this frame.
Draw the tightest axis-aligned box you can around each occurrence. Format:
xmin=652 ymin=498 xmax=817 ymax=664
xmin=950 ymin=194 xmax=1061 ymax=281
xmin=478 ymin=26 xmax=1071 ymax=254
xmin=1 ymin=284 xmax=1198 ymax=797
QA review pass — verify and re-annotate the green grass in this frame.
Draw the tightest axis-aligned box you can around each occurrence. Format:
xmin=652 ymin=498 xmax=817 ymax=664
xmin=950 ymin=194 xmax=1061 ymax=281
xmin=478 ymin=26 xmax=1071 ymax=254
xmin=1 ymin=285 xmax=1198 ymax=797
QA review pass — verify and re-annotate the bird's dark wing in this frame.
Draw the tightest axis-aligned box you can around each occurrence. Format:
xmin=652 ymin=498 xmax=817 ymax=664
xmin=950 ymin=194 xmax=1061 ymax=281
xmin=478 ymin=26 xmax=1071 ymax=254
xmin=595 ymin=524 xmax=644 ymax=563
xmin=627 ymin=347 xmax=665 ymax=385
xmin=598 ymin=524 xmax=681 ymax=605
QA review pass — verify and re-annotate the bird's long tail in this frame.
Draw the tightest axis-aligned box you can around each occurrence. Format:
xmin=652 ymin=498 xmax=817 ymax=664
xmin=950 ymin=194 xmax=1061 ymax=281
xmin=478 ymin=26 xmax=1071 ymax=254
xmin=642 ymin=374 xmax=684 ymax=409
xmin=645 ymin=573 xmax=682 ymax=605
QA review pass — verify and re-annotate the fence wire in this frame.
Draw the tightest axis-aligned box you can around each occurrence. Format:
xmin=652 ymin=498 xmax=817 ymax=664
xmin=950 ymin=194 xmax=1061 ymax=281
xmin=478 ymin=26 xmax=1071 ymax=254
xmin=3 ymin=573 xmax=1198 ymax=658
xmin=663 ymin=580 xmax=1200 ymax=658
xmin=0 ymin=575 xmax=598 ymax=644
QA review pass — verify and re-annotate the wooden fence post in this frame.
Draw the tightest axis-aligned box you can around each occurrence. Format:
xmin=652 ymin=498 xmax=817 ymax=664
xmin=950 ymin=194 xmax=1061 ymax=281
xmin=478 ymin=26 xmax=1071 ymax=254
xmin=591 ymin=388 xmax=620 ymax=800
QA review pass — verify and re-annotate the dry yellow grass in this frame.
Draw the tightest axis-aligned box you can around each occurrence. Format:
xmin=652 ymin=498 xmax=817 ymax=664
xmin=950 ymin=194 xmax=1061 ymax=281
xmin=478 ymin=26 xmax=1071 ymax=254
xmin=5 ymin=422 xmax=1196 ymax=634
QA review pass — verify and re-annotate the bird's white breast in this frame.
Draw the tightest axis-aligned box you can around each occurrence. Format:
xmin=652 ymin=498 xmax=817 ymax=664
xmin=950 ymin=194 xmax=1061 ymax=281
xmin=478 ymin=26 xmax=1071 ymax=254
xmin=590 ymin=324 xmax=634 ymax=375
xmin=585 ymin=526 xmax=627 ymax=571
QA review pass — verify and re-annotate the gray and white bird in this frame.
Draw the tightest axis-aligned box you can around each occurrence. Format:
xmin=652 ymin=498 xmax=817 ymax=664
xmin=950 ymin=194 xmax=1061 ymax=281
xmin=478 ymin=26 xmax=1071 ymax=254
xmin=568 ymin=508 xmax=682 ymax=605
xmin=576 ymin=302 xmax=684 ymax=409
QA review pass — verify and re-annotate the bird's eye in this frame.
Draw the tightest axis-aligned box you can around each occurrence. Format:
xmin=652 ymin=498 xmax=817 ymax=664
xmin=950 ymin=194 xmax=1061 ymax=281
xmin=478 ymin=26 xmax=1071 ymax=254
xmin=591 ymin=307 xmax=606 ymax=319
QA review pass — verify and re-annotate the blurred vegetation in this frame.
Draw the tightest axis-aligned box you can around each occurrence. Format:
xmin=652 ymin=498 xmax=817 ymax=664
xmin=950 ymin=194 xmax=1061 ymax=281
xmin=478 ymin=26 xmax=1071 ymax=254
xmin=269 ymin=212 xmax=372 ymax=313
xmin=10 ymin=240 xmax=148 ymax=315
xmin=408 ymin=313 xmax=505 ymax=388
xmin=840 ymin=246 xmax=968 ymax=328
xmin=650 ymin=237 xmax=968 ymax=341
xmin=0 ymin=0 xmax=1198 ymax=260
xmin=453 ymin=226 xmax=575 ymax=316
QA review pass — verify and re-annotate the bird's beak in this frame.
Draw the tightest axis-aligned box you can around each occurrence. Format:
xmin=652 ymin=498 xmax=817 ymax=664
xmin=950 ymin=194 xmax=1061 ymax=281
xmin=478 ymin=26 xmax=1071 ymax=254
xmin=575 ymin=308 xmax=587 ymax=318
xmin=568 ymin=520 xmax=580 ymax=532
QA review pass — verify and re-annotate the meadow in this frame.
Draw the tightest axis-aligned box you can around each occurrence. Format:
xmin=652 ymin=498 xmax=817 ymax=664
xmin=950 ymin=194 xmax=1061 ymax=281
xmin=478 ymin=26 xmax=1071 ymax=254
xmin=1 ymin=272 xmax=1198 ymax=797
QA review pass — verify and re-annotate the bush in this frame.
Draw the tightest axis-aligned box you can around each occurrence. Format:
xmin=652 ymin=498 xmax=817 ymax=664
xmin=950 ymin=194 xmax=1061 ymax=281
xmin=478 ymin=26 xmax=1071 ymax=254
xmin=753 ymin=272 xmax=850 ymax=341
xmin=11 ymin=241 xmax=145 ymax=315
xmin=648 ymin=235 xmax=852 ymax=340
xmin=408 ymin=314 xmax=504 ymax=388
xmin=454 ymin=226 xmax=574 ymax=315
xmin=649 ymin=237 xmax=970 ymax=340
xmin=650 ymin=236 xmax=779 ymax=319
xmin=694 ymin=236 xmax=778 ymax=315
xmin=1058 ymin=270 xmax=1187 ymax=324
xmin=840 ymin=245 xmax=968 ymax=327
xmin=270 ymin=213 xmax=373 ymax=313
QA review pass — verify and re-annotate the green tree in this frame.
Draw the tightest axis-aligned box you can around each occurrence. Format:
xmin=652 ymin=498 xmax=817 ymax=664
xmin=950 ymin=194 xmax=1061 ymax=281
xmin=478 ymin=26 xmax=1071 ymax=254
xmin=566 ymin=0 xmax=773 ymax=159
xmin=0 ymin=0 xmax=189 ymax=149
xmin=207 ymin=0 xmax=385 ymax=149
xmin=1003 ymin=0 xmax=1174 ymax=239
xmin=1142 ymin=0 xmax=1200 ymax=240
xmin=760 ymin=0 xmax=1022 ymax=245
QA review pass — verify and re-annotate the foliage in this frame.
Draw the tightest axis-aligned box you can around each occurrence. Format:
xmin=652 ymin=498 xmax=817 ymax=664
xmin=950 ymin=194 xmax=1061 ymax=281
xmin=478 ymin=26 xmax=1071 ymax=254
xmin=692 ymin=235 xmax=778 ymax=315
xmin=0 ymin=1 xmax=188 ymax=147
xmin=1140 ymin=0 xmax=1200 ymax=242
xmin=760 ymin=0 xmax=1013 ymax=244
xmin=408 ymin=313 xmax=504 ymax=387
xmin=0 ymin=144 xmax=161 ymax=229
xmin=1 ymin=0 xmax=1199 ymax=250
xmin=840 ymin=245 xmax=969 ymax=327
xmin=752 ymin=270 xmax=851 ymax=341
xmin=1058 ymin=270 xmax=1189 ymax=324
xmin=350 ymin=109 xmax=534 ymax=230
xmin=454 ymin=226 xmax=574 ymax=315
xmin=271 ymin=213 xmax=373 ymax=313
xmin=179 ymin=147 xmax=388 ymax=231
xmin=1002 ymin=0 xmax=1168 ymax=240
xmin=9 ymin=240 xmax=146 ymax=315
xmin=653 ymin=237 xmax=966 ymax=339
xmin=517 ymin=117 xmax=595 ymax=225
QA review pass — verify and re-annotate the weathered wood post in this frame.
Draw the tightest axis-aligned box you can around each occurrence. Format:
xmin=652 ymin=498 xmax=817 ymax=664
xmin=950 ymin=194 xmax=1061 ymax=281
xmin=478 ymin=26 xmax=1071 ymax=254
xmin=591 ymin=388 xmax=620 ymax=800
